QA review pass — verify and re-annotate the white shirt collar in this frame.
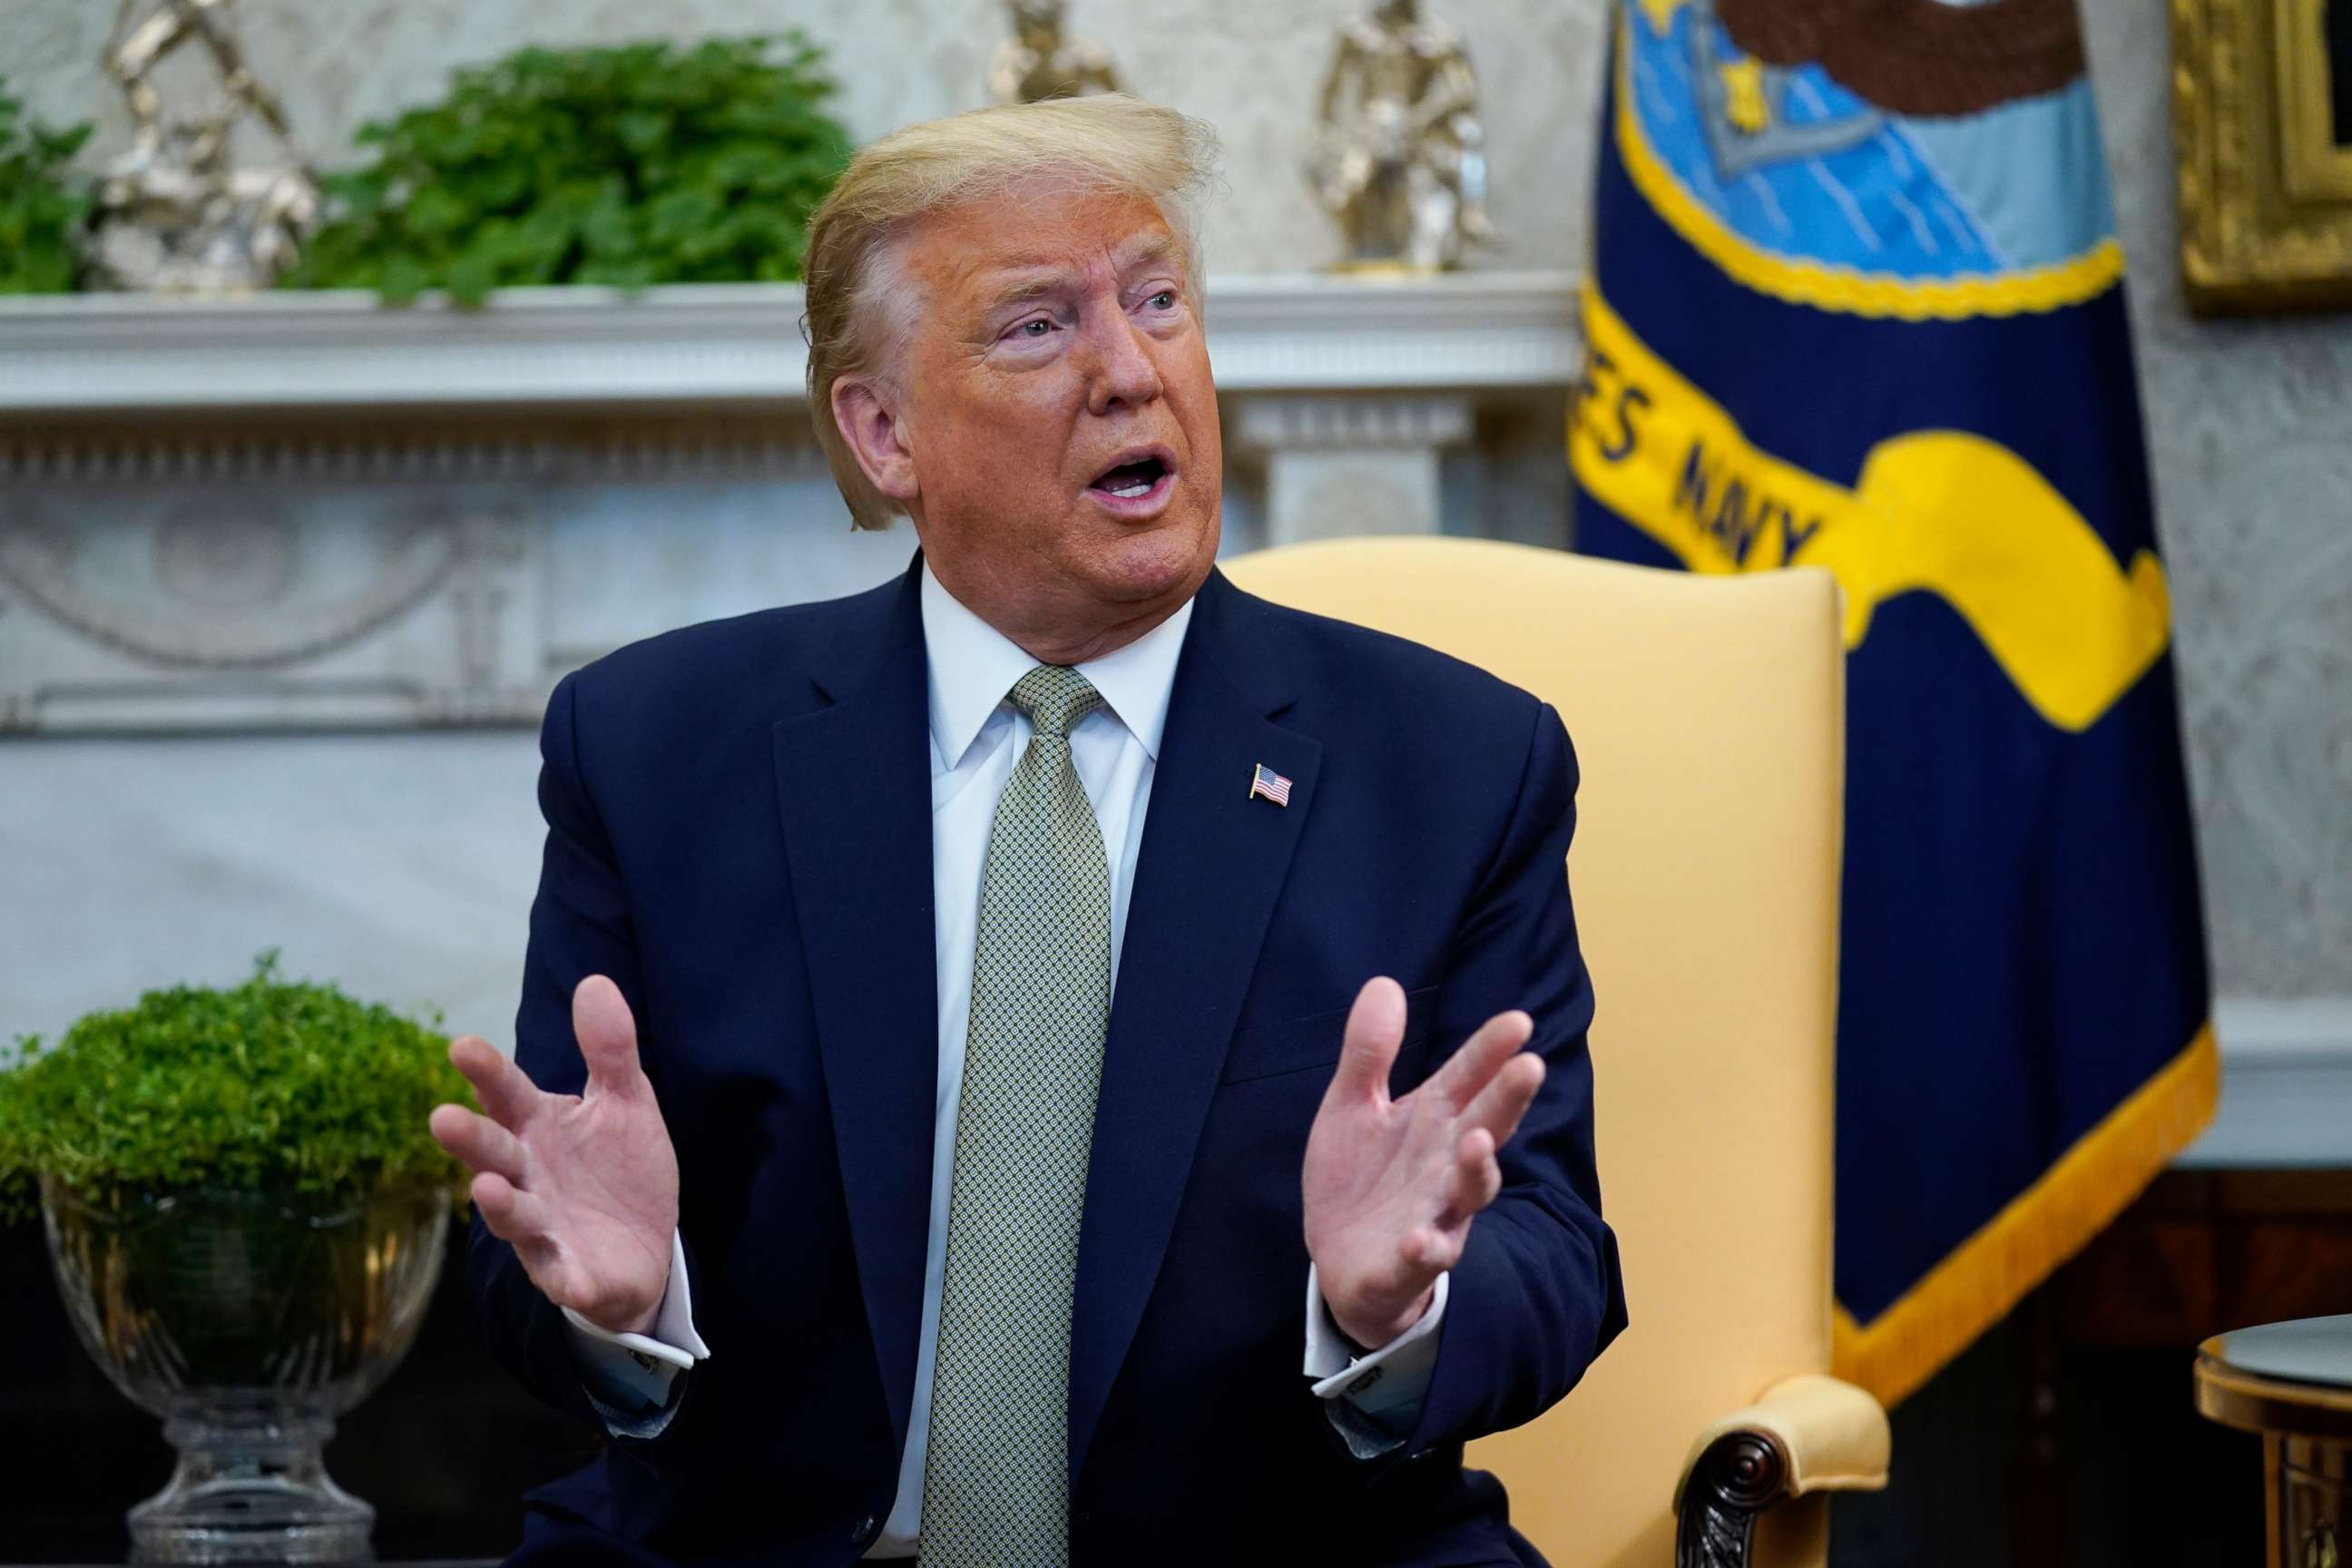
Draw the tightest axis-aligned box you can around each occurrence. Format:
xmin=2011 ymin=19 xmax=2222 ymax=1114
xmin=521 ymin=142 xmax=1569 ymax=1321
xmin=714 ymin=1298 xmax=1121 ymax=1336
xmin=920 ymin=559 xmax=1194 ymax=770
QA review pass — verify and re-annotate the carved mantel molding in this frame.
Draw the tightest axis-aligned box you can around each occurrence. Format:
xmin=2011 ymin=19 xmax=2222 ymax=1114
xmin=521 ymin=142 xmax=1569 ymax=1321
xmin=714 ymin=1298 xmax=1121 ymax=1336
xmin=0 ymin=273 xmax=1582 ymax=736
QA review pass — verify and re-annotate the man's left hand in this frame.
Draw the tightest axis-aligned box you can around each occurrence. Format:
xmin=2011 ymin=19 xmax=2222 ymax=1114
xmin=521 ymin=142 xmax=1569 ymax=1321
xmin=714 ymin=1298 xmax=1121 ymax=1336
xmin=1303 ymin=976 xmax=1547 ymax=1348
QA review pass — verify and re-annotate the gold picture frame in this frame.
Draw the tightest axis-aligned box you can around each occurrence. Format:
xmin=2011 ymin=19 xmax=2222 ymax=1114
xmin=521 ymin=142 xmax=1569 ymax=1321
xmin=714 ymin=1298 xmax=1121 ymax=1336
xmin=2174 ymin=0 xmax=2352 ymax=311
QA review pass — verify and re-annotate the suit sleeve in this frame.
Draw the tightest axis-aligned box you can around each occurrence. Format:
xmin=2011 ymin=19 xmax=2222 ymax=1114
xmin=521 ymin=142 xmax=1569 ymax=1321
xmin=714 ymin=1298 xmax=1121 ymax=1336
xmin=465 ymin=668 xmax=704 ymax=1444
xmin=562 ymin=1226 xmax=710 ymax=1437
xmin=1390 ymin=699 xmax=1629 ymax=1458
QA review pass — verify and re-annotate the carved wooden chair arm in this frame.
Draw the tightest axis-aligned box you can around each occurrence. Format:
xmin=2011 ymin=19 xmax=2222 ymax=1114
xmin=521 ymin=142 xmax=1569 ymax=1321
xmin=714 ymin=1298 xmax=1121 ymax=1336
xmin=1671 ymin=1373 xmax=1891 ymax=1568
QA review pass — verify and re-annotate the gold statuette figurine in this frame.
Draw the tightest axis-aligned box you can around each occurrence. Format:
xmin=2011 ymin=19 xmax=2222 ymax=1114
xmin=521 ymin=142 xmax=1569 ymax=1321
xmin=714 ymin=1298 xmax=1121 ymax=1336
xmin=1308 ymin=0 xmax=1493 ymax=272
xmin=89 ymin=0 xmax=319 ymax=292
xmin=991 ymin=0 xmax=1124 ymax=105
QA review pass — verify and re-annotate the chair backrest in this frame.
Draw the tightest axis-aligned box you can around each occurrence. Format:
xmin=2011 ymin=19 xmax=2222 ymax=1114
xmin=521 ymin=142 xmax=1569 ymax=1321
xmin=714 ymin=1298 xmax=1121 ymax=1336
xmin=1222 ymin=537 xmax=1845 ymax=1568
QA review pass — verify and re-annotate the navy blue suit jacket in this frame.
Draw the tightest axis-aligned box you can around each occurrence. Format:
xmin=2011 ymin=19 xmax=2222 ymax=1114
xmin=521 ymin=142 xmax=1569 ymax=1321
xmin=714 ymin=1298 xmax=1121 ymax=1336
xmin=474 ymin=554 xmax=1627 ymax=1567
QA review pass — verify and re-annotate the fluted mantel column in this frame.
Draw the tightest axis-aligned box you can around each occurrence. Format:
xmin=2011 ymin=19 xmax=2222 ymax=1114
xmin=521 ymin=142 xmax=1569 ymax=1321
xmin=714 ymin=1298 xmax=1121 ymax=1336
xmin=1232 ymin=393 xmax=1475 ymax=544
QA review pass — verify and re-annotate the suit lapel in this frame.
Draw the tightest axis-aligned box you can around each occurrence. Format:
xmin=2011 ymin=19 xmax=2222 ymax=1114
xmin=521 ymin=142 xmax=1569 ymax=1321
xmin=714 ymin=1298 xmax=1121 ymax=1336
xmin=770 ymin=557 xmax=937 ymax=1455
xmin=1068 ymin=569 xmax=1321 ymax=1478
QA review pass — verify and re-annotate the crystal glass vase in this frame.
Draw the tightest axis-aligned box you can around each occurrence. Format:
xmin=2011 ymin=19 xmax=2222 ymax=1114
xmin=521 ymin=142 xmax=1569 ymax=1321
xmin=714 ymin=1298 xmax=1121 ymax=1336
xmin=38 ymin=1173 xmax=449 ymax=1564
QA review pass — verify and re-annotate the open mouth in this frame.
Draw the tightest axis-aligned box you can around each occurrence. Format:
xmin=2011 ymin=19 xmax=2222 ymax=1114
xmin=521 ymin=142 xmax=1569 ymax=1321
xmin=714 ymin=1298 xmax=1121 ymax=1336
xmin=1088 ymin=451 xmax=1172 ymax=500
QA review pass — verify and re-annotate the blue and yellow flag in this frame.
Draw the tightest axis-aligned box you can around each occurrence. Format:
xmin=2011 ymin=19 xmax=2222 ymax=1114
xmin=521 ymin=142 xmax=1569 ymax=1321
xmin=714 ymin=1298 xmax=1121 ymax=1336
xmin=1573 ymin=0 xmax=2214 ymax=1405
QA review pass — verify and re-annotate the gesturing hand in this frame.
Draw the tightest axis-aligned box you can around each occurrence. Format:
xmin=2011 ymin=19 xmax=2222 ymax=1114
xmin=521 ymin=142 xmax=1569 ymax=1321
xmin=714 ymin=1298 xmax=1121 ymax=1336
xmin=1303 ymin=976 xmax=1547 ymax=1348
xmin=427 ymin=975 xmax=679 ymax=1337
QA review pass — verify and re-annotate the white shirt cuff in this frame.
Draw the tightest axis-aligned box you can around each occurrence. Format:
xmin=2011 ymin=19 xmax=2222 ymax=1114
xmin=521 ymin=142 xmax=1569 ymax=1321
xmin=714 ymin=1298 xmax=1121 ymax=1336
xmin=562 ymin=1228 xmax=710 ymax=1411
xmin=1302 ymin=1263 xmax=1448 ymax=1420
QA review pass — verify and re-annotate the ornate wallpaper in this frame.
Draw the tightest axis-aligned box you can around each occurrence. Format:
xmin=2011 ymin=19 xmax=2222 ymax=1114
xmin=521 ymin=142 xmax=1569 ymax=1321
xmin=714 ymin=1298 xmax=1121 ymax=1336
xmin=2081 ymin=0 xmax=2352 ymax=1002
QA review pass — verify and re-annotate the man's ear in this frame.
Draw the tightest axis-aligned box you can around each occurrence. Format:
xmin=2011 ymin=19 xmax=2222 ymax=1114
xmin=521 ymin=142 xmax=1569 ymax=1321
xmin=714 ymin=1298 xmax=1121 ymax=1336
xmin=831 ymin=378 xmax=920 ymax=505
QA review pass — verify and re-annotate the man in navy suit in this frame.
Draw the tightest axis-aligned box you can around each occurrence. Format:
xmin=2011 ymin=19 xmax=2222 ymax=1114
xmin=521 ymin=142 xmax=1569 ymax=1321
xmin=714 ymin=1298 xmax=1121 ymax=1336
xmin=428 ymin=93 xmax=1624 ymax=1566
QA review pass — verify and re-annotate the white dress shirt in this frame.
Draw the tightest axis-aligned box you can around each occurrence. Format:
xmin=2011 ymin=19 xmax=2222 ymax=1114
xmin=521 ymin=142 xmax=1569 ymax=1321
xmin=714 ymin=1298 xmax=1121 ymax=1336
xmin=562 ymin=563 xmax=1446 ymax=1553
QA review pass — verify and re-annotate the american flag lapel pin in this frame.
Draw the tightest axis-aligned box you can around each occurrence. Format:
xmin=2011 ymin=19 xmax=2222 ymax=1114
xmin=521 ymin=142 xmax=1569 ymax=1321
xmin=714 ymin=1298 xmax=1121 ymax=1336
xmin=1249 ymin=762 xmax=1293 ymax=808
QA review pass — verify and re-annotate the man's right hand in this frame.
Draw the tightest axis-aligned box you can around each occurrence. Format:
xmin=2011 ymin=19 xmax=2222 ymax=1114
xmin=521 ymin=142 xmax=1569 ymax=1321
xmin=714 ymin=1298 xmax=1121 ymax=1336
xmin=428 ymin=975 xmax=680 ymax=1338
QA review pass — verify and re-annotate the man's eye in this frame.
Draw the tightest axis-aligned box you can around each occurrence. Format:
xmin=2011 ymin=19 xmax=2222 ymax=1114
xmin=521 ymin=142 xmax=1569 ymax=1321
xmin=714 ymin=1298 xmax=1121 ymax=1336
xmin=1147 ymin=290 xmax=1177 ymax=310
xmin=1014 ymin=318 xmax=1054 ymax=338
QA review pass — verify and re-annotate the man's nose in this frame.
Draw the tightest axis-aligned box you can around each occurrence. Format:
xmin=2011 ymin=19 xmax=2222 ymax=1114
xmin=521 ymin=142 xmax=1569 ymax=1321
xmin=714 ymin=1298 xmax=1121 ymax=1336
xmin=1082 ymin=313 xmax=1164 ymax=415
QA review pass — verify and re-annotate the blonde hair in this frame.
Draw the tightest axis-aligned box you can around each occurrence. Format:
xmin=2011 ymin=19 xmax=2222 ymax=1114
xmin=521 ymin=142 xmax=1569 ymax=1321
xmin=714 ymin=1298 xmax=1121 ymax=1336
xmin=801 ymin=93 xmax=1220 ymax=529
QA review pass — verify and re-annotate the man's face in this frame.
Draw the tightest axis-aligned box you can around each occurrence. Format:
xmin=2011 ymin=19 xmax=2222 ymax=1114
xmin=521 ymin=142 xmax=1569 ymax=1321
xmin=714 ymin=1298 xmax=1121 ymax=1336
xmin=856 ymin=183 xmax=1222 ymax=648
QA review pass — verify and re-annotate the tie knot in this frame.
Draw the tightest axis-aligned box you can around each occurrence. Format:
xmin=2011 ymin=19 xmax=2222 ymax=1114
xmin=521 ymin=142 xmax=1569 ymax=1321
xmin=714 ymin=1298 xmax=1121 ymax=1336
xmin=1009 ymin=664 xmax=1103 ymax=740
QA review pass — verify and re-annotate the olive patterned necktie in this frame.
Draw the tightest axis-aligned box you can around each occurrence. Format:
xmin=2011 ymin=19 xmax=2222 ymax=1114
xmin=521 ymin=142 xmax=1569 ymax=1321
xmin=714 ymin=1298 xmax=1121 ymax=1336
xmin=918 ymin=664 xmax=1112 ymax=1567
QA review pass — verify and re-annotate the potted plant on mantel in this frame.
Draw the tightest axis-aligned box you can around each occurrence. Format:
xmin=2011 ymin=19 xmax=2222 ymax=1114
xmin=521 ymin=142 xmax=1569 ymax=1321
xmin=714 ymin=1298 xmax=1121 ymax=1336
xmin=278 ymin=33 xmax=855 ymax=304
xmin=0 ymin=80 xmax=93 ymax=295
xmin=0 ymin=954 xmax=471 ymax=1565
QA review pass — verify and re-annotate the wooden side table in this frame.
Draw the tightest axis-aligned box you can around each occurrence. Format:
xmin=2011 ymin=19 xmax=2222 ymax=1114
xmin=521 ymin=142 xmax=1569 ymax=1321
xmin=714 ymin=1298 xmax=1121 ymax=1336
xmin=2196 ymin=1316 xmax=2352 ymax=1568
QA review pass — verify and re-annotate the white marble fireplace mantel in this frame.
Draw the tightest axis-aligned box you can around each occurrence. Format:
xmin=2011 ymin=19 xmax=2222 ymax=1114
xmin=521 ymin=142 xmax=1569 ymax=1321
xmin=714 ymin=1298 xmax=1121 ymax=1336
xmin=0 ymin=272 xmax=1581 ymax=737
xmin=0 ymin=271 xmax=1581 ymax=411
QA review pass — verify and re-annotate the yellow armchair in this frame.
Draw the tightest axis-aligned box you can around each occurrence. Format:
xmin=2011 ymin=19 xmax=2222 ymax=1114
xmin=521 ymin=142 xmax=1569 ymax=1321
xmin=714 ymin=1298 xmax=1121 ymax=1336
xmin=1222 ymin=537 xmax=1888 ymax=1568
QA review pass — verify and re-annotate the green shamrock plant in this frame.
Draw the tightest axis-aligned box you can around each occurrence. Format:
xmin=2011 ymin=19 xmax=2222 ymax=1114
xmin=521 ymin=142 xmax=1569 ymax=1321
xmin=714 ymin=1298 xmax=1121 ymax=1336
xmin=0 ymin=952 xmax=472 ymax=1222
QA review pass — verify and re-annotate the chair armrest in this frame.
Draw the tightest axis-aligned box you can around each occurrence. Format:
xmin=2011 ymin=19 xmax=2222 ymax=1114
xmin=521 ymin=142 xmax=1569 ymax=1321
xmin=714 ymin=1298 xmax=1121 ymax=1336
xmin=1671 ymin=1375 xmax=1891 ymax=1568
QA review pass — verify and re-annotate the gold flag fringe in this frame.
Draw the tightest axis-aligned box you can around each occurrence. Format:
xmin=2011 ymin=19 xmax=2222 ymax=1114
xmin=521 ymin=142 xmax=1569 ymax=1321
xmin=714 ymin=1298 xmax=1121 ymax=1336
xmin=1833 ymin=1023 xmax=2220 ymax=1408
